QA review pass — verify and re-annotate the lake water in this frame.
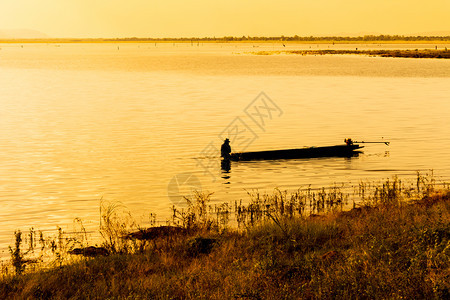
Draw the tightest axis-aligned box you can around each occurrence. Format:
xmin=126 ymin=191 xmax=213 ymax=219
xmin=0 ymin=42 xmax=449 ymax=256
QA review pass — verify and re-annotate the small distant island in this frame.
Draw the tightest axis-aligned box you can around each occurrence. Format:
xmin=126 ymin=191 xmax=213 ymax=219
xmin=251 ymin=49 xmax=450 ymax=59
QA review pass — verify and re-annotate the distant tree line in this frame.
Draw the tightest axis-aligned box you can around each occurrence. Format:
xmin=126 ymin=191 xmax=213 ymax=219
xmin=102 ymin=35 xmax=450 ymax=42
xmin=3 ymin=35 xmax=449 ymax=43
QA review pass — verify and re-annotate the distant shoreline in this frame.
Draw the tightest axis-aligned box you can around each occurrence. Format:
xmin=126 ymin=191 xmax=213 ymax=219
xmin=1 ymin=35 xmax=450 ymax=44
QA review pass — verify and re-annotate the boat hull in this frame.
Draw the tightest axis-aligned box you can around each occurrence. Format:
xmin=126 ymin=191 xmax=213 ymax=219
xmin=229 ymin=144 xmax=363 ymax=161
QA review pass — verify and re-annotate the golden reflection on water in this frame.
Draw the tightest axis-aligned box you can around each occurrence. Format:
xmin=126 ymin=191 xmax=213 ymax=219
xmin=0 ymin=43 xmax=449 ymax=254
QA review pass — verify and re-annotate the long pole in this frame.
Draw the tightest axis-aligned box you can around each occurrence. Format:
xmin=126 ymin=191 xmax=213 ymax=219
xmin=355 ymin=141 xmax=390 ymax=146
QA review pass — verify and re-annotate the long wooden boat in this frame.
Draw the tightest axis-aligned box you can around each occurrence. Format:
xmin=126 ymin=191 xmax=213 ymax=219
xmin=229 ymin=144 xmax=363 ymax=161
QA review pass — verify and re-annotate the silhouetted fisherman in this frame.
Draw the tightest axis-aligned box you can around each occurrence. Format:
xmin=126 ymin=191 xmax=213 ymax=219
xmin=221 ymin=138 xmax=231 ymax=160
xmin=344 ymin=138 xmax=353 ymax=146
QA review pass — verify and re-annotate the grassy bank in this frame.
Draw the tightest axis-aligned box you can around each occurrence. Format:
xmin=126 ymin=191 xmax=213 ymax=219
xmin=1 ymin=176 xmax=449 ymax=299
xmin=252 ymin=49 xmax=450 ymax=59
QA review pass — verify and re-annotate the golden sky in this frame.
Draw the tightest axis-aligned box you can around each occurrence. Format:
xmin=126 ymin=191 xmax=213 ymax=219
xmin=1 ymin=0 xmax=449 ymax=38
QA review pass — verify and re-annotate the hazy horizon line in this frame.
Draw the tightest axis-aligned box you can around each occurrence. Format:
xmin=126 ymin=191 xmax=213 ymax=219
xmin=1 ymin=34 xmax=450 ymax=42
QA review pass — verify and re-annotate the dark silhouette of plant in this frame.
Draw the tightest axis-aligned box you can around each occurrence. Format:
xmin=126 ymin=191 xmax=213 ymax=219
xmin=9 ymin=231 xmax=25 ymax=275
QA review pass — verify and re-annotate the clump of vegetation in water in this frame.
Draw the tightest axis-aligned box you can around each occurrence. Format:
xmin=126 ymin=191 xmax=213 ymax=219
xmin=1 ymin=173 xmax=449 ymax=299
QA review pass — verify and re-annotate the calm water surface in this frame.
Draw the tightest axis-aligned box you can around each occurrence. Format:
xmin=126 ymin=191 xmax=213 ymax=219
xmin=0 ymin=42 xmax=449 ymax=255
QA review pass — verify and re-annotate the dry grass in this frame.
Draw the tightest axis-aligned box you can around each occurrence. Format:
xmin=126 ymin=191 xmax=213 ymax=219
xmin=1 ymin=175 xmax=449 ymax=299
